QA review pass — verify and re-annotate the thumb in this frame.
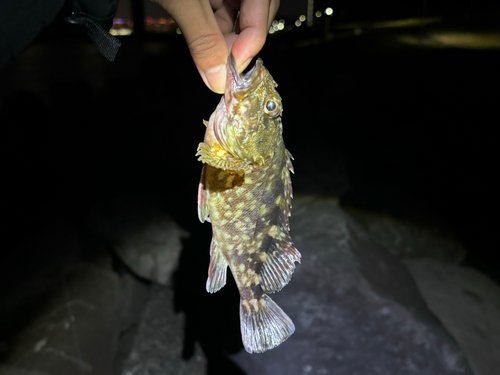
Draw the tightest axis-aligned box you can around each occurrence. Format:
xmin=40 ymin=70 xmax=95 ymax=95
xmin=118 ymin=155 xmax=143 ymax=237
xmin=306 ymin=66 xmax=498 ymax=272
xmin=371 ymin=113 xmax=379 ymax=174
xmin=187 ymin=32 xmax=228 ymax=94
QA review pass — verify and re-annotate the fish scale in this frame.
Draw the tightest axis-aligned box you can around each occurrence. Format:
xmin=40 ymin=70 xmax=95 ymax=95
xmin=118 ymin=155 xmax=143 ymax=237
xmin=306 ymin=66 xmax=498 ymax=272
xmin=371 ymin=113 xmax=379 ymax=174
xmin=196 ymin=54 xmax=301 ymax=354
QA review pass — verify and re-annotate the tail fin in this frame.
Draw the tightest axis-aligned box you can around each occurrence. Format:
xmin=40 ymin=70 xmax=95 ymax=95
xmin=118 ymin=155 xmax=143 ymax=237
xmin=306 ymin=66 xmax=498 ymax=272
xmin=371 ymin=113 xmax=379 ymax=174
xmin=240 ymin=294 xmax=295 ymax=353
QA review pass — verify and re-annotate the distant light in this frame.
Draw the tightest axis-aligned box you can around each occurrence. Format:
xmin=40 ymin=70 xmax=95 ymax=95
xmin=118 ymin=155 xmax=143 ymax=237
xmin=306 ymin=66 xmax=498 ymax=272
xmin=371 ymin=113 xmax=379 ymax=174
xmin=269 ymin=27 xmax=275 ymax=34
xmin=315 ymin=11 xmax=322 ymax=18
xmin=114 ymin=18 xmax=124 ymax=25
xmin=272 ymin=20 xmax=278 ymax=27
xmin=277 ymin=23 xmax=284 ymax=30
xmin=176 ymin=28 xmax=182 ymax=35
xmin=279 ymin=19 xmax=285 ymax=24
xmin=354 ymin=28 xmax=362 ymax=36
xmin=145 ymin=16 xmax=153 ymax=25
xmin=110 ymin=28 xmax=132 ymax=36
xmin=299 ymin=15 xmax=306 ymax=22
xmin=325 ymin=7 xmax=334 ymax=16
xmin=295 ymin=20 xmax=302 ymax=27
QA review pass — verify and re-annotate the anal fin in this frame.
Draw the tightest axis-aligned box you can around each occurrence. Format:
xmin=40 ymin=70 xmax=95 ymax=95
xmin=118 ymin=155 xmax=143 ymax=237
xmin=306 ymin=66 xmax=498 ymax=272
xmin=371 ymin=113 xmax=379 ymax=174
xmin=240 ymin=294 xmax=295 ymax=354
xmin=206 ymin=239 xmax=228 ymax=293
xmin=260 ymin=236 xmax=301 ymax=294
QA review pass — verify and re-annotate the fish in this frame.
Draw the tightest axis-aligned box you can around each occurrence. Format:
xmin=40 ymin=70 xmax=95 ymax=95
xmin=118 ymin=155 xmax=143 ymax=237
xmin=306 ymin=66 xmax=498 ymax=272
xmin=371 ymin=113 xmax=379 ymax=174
xmin=196 ymin=54 xmax=301 ymax=354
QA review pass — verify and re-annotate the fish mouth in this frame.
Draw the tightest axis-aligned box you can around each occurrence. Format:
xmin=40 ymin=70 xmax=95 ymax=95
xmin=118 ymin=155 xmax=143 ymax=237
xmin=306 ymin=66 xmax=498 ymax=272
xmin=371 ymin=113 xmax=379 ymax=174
xmin=214 ymin=55 xmax=267 ymax=160
xmin=224 ymin=54 xmax=265 ymax=105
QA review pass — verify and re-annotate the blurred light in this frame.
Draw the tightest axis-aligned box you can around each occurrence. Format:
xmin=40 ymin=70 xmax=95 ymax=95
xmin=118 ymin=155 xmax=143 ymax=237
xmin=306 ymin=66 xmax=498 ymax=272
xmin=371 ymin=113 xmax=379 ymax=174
xmin=396 ymin=32 xmax=500 ymax=48
xmin=433 ymin=31 xmax=500 ymax=48
xmin=145 ymin=16 xmax=153 ymax=25
xmin=315 ymin=11 xmax=322 ymax=18
xmin=269 ymin=27 xmax=275 ymax=34
xmin=279 ymin=19 xmax=285 ymax=24
xmin=114 ymin=18 xmax=124 ymax=25
xmin=110 ymin=28 xmax=132 ymax=36
xmin=176 ymin=28 xmax=182 ymax=35
xmin=272 ymin=20 xmax=278 ymax=27
xmin=277 ymin=23 xmax=284 ymax=30
xmin=295 ymin=20 xmax=302 ymax=27
xmin=159 ymin=17 xmax=168 ymax=25
xmin=325 ymin=7 xmax=334 ymax=16
xmin=299 ymin=15 xmax=306 ymax=22
xmin=124 ymin=19 xmax=132 ymax=26
xmin=354 ymin=28 xmax=362 ymax=36
xmin=372 ymin=18 xmax=438 ymax=29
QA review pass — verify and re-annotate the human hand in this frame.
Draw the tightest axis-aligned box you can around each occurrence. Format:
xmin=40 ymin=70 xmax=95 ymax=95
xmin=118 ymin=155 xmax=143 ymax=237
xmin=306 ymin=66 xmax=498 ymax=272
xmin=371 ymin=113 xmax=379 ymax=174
xmin=153 ymin=0 xmax=279 ymax=93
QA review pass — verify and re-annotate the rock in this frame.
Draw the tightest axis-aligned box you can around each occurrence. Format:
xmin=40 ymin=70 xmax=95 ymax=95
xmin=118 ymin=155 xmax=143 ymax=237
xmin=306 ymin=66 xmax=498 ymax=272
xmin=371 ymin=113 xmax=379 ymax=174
xmin=229 ymin=196 xmax=472 ymax=375
xmin=88 ymin=196 xmax=189 ymax=285
xmin=403 ymin=258 xmax=500 ymax=375
xmin=118 ymin=285 xmax=207 ymax=375
xmin=345 ymin=207 xmax=466 ymax=263
xmin=2 ymin=261 xmax=121 ymax=375
xmin=112 ymin=273 xmax=152 ymax=374
xmin=0 ymin=365 xmax=52 ymax=375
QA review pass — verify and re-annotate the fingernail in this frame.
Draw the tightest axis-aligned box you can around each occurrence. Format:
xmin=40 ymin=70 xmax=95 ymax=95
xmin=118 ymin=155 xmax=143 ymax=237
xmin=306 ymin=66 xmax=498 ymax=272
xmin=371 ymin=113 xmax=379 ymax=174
xmin=201 ymin=64 xmax=226 ymax=94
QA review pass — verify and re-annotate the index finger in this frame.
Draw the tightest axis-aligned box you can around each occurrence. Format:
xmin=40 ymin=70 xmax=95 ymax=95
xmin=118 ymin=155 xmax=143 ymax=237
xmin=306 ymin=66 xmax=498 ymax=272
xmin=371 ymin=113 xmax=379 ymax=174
xmin=230 ymin=0 xmax=279 ymax=72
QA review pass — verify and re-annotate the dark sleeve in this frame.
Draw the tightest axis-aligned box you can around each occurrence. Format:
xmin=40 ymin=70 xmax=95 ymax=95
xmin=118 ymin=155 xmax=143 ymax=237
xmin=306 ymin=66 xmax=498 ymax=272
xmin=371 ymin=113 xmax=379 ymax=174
xmin=0 ymin=0 xmax=120 ymax=68
xmin=0 ymin=0 xmax=66 ymax=68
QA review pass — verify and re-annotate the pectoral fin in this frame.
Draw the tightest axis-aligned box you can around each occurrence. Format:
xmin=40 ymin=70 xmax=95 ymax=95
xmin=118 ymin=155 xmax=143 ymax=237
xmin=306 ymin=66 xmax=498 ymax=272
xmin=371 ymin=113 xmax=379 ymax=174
xmin=197 ymin=165 xmax=210 ymax=223
xmin=206 ymin=239 xmax=228 ymax=293
xmin=196 ymin=142 xmax=248 ymax=171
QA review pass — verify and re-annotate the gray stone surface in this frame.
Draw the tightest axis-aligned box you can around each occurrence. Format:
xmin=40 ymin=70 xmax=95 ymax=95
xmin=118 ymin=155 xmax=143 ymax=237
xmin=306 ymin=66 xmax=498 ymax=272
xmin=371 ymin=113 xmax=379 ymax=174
xmin=0 ymin=365 xmax=52 ymax=375
xmin=345 ymin=207 xmax=466 ymax=263
xmin=118 ymin=285 xmax=207 ymax=375
xmin=404 ymin=258 xmax=500 ymax=375
xmin=88 ymin=196 xmax=189 ymax=285
xmin=112 ymin=274 xmax=152 ymax=375
xmin=3 ymin=262 xmax=121 ymax=375
xmin=230 ymin=196 xmax=472 ymax=375
xmin=3 ymin=196 xmax=499 ymax=375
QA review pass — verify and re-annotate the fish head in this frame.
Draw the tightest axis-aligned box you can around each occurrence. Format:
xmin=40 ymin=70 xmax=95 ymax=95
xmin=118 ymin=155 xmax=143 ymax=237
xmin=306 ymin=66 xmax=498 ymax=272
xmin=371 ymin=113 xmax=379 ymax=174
xmin=213 ymin=54 xmax=283 ymax=167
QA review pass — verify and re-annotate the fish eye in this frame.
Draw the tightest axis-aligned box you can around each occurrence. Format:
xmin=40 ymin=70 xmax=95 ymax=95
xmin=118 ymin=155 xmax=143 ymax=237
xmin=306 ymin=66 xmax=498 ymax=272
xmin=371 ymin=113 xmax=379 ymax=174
xmin=264 ymin=98 xmax=280 ymax=117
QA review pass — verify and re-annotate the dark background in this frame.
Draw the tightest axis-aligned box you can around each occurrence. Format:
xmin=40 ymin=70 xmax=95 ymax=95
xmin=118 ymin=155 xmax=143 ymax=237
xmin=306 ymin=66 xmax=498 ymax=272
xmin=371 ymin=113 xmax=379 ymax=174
xmin=0 ymin=1 xmax=499 ymax=359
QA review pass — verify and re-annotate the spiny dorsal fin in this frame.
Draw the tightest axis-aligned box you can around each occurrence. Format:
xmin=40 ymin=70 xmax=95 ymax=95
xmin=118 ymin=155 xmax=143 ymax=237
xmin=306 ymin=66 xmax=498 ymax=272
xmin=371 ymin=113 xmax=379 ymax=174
xmin=206 ymin=239 xmax=228 ymax=293
xmin=240 ymin=294 xmax=295 ymax=353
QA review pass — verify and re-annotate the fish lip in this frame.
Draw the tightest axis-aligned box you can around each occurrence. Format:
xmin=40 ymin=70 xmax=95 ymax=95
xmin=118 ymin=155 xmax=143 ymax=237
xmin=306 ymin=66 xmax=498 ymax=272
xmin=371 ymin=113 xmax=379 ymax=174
xmin=227 ymin=54 xmax=242 ymax=87
xmin=225 ymin=54 xmax=264 ymax=104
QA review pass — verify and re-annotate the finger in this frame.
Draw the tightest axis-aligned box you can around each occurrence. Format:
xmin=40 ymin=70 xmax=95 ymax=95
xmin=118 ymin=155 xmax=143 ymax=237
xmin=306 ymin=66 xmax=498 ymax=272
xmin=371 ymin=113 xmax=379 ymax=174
xmin=159 ymin=0 xmax=229 ymax=93
xmin=211 ymin=0 xmax=238 ymax=35
xmin=268 ymin=0 xmax=280 ymax=28
xmin=231 ymin=0 xmax=279 ymax=72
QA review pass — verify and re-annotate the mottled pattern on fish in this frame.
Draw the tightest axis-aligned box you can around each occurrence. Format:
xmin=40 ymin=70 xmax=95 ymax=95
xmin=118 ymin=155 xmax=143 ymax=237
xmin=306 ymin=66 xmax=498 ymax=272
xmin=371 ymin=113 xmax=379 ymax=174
xmin=196 ymin=55 xmax=301 ymax=354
